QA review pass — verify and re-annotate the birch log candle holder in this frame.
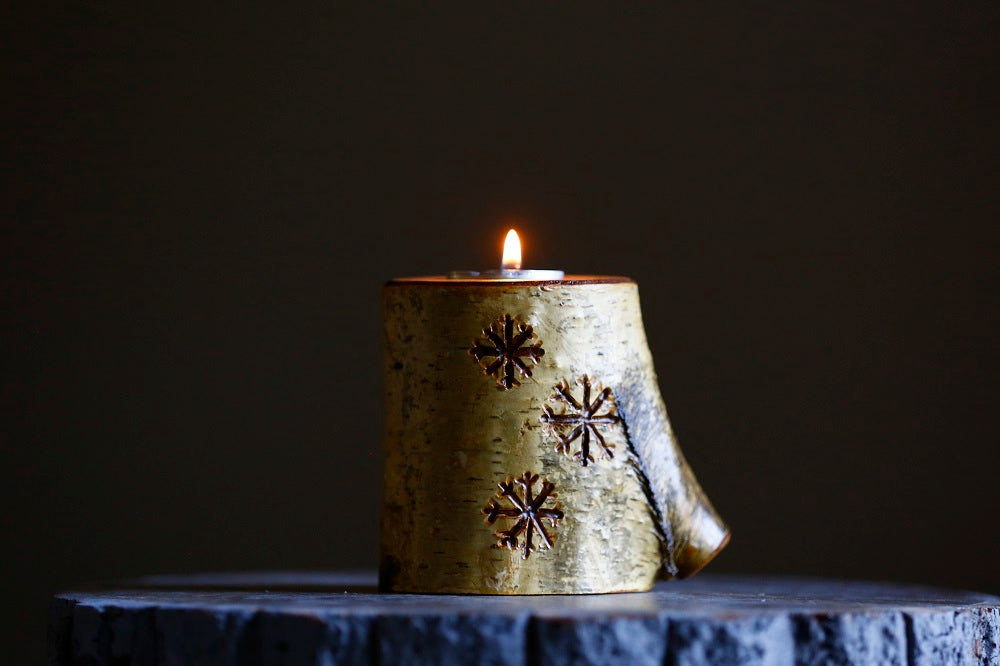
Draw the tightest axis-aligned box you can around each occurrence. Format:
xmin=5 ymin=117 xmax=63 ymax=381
xmin=380 ymin=231 xmax=729 ymax=595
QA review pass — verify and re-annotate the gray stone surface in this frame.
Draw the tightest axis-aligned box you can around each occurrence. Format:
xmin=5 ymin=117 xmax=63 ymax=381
xmin=48 ymin=573 xmax=1000 ymax=665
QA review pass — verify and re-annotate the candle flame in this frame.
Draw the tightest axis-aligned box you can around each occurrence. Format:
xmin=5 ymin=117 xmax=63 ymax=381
xmin=501 ymin=229 xmax=522 ymax=271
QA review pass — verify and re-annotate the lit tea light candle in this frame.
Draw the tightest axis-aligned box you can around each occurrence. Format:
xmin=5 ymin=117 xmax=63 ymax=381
xmin=447 ymin=229 xmax=565 ymax=280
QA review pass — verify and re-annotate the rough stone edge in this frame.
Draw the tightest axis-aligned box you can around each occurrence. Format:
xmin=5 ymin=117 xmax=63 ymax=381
xmin=48 ymin=594 xmax=1000 ymax=666
xmin=48 ymin=596 xmax=376 ymax=666
xmin=903 ymin=604 xmax=1000 ymax=666
xmin=47 ymin=596 xmax=75 ymax=665
xmin=528 ymin=613 xmax=671 ymax=666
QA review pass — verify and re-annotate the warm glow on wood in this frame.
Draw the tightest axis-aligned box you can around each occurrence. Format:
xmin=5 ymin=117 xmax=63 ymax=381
xmin=502 ymin=229 xmax=522 ymax=270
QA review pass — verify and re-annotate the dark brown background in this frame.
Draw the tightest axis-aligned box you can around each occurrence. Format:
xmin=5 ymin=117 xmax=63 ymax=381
xmin=4 ymin=3 xmax=999 ymax=662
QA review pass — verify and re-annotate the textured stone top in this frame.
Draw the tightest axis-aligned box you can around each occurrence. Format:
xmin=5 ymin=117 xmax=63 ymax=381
xmin=49 ymin=572 xmax=999 ymax=665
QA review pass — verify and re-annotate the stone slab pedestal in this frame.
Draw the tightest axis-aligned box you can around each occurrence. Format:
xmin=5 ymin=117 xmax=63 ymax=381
xmin=49 ymin=572 xmax=1000 ymax=665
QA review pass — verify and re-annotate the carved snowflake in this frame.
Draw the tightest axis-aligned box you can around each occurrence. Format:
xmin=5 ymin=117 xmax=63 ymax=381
xmin=482 ymin=471 xmax=563 ymax=559
xmin=469 ymin=314 xmax=544 ymax=390
xmin=540 ymin=375 xmax=621 ymax=466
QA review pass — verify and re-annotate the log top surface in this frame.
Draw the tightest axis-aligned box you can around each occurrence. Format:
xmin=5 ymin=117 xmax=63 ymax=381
xmin=386 ymin=275 xmax=633 ymax=286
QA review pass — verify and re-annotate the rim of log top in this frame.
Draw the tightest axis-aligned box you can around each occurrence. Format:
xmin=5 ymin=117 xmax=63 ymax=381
xmin=385 ymin=275 xmax=634 ymax=286
xmin=49 ymin=573 xmax=1000 ymax=666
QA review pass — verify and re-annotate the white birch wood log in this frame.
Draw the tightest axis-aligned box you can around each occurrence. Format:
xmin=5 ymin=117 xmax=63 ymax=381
xmin=381 ymin=276 xmax=728 ymax=594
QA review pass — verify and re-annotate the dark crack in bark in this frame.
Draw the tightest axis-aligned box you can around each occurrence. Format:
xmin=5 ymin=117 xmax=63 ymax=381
xmin=618 ymin=404 xmax=678 ymax=578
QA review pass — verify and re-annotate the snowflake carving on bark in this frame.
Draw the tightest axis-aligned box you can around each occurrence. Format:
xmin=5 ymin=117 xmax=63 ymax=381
xmin=541 ymin=375 xmax=621 ymax=466
xmin=469 ymin=314 xmax=544 ymax=390
xmin=482 ymin=472 xmax=564 ymax=559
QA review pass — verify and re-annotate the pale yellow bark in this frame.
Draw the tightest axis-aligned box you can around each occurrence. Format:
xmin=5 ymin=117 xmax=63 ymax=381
xmin=381 ymin=278 xmax=728 ymax=594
